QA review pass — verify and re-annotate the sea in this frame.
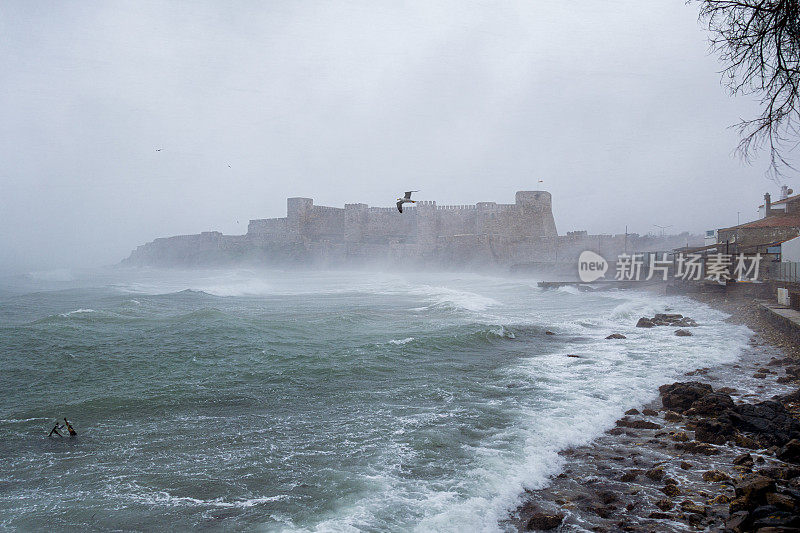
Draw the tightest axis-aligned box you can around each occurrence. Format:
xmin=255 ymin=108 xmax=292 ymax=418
xmin=0 ymin=267 xmax=751 ymax=531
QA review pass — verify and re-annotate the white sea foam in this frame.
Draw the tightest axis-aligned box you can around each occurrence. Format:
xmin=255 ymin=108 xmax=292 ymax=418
xmin=409 ymin=285 xmax=500 ymax=312
xmin=59 ymin=308 xmax=96 ymax=317
xmin=389 ymin=337 xmax=415 ymax=345
xmin=124 ymin=489 xmax=288 ymax=508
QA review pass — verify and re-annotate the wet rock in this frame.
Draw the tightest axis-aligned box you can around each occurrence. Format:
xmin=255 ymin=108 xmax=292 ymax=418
xmin=646 ymin=467 xmax=665 ymax=481
xmin=661 ymin=484 xmax=681 ymax=497
xmin=690 ymin=391 xmax=735 ymax=415
xmin=648 ymin=511 xmax=672 ymax=519
xmin=718 ymin=386 xmax=737 ymax=395
xmin=734 ymin=453 xmax=755 ymax=467
xmin=620 ymin=470 xmax=641 ymax=482
xmin=589 ymin=504 xmax=615 ymax=518
xmin=751 ymin=505 xmax=800 ymax=529
xmin=726 ymin=511 xmax=750 ymax=532
xmin=636 ymin=317 xmax=655 ymax=328
xmin=734 ymin=474 xmax=776 ymax=507
xmin=729 ymin=401 xmax=800 ymax=446
xmin=766 ymin=492 xmax=797 ymax=511
xmin=754 ymin=372 xmax=768 ymax=379
xmin=702 ymin=469 xmax=731 ymax=482
xmin=675 ymin=329 xmax=693 ymax=336
xmin=664 ymin=410 xmax=683 ymax=422
xmin=680 ymin=500 xmax=707 ymax=515
xmin=659 ymin=381 xmax=714 ymax=413
xmin=615 ymin=418 xmax=661 ymax=430
xmin=680 ymin=461 xmax=693 ymax=470
xmin=605 ymin=333 xmax=626 ymax=339
xmin=565 ymin=354 xmax=580 ymax=358
xmin=525 ymin=512 xmax=564 ymax=531
xmin=642 ymin=408 xmax=658 ymax=416
xmin=709 ymin=494 xmax=731 ymax=505
xmin=777 ymin=439 xmax=800 ymax=464
xmin=544 ymin=331 xmax=555 ymax=336
xmin=695 ymin=416 xmax=735 ymax=445
xmin=654 ymin=499 xmax=674 ymax=511
xmin=625 ymin=408 xmax=640 ymax=415
xmin=675 ymin=317 xmax=699 ymax=327
xmin=663 ymin=476 xmax=678 ymax=486
xmin=734 ymin=432 xmax=762 ymax=449
xmin=675 ymin=441 xmax=720 ymax=455
xmin=671 ymin=431 xmax=690 ymax=442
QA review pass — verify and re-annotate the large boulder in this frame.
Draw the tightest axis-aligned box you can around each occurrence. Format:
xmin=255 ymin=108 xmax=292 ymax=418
xmin=728 ymin=401 xmax=800 ymax=446
xmin=777 ymin=439 xmax=800 ymax=464
xmin=734 ymin=474 xmax=776 ymax=508
xmin=659 ymin=382 xmax=714 ymax=412
xmin=636 ymin=317 xmax=655 ymax=328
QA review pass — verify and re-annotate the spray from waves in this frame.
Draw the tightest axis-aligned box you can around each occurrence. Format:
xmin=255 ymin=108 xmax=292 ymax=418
xmin=59 ymin=308 xmax=96 ymax=317
xmin=408 ymin=285 xmax=500 ymax=312
xmin=117 ymin=487 xmax=289 ymax=509
xmin=389 ymin=337 xmax=415 ymax=345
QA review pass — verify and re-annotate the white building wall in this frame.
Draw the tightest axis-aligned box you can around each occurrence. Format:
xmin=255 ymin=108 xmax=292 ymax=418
xmin=781 ymin=235 xmax=800 ymax=262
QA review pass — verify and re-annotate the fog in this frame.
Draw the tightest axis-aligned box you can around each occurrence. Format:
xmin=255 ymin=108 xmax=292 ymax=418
xmin=0 ymin=1 xmax=789 ymax=272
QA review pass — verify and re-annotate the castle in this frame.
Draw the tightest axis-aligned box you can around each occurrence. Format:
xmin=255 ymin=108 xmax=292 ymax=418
xmin=246 ymin=190 xmax=558 ymax=245
xmin=122 ymin=191 xmax=697 ymax=269
xmin=123 ymin=191 xmax=561 ymax=267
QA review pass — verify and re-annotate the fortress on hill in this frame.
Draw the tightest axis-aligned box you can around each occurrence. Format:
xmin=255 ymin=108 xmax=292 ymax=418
xmin=122 ymin=190 xmax=696 ymax=269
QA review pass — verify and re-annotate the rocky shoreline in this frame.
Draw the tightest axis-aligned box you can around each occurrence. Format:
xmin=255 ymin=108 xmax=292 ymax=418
xmin=507 ymin=293 xmax=800 ymax=532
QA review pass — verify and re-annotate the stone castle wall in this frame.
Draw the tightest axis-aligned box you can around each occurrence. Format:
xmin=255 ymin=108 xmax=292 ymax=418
xmin=249 ymin=191 xmax=557 ymax=245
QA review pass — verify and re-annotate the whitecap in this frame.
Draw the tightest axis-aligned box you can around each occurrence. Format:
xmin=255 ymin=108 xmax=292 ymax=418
xmin=59 ymin=308 xmax=96 ymax=317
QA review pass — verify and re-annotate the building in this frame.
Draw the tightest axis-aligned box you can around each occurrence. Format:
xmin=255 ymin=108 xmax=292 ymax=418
xmin=717 ymin=189 xmax=800 ymax=251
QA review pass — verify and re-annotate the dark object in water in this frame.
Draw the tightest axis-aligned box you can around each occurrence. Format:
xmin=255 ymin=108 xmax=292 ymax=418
xmin=63 ymin=418 xmax=77 ymax=437
xmin=48 ymin=422 xmax=63 ymax=437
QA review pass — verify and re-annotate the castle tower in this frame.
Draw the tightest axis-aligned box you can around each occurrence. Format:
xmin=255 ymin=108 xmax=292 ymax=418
xmin=514 ymin=191 xmax=558 ymax=237
xmin=287 ymin=197 xmax=313 ymax=242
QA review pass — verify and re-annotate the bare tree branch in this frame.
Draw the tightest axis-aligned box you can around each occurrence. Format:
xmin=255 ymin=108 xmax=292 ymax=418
xmin=695 ymin=0 xmax=800 ymax=181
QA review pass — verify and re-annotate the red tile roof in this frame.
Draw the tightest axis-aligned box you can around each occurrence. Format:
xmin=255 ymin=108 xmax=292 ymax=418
xmin=758 ymin=193 xmax=800 ymax=208
xmin=719 ymin=215 xmax=800 ymax=231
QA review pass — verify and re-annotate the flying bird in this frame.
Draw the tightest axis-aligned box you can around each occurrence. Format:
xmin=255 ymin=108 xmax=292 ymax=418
xmin=396 ymin=190 xmax=419 ymax=213
xmin=155 ymin=148 xmax=163 ymax=152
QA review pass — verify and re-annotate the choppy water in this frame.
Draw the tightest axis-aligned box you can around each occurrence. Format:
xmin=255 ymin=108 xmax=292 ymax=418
xmin=0 ymin=268 xmax=751 ymax=531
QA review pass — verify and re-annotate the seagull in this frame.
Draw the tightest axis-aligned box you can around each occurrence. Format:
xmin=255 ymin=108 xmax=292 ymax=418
xmin=155 ymin=148 xmax=163 ymax=152
xmin=396 ymin=190 xmax=419 ymax=213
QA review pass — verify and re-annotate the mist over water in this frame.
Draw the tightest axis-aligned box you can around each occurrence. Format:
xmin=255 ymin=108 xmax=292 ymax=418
xmin=0 ymin=268 xmax=750 ymax=531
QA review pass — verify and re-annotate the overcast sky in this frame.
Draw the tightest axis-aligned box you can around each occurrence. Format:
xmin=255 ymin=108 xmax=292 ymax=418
xmin=1 ymin=1 xmax=793 ymax=271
